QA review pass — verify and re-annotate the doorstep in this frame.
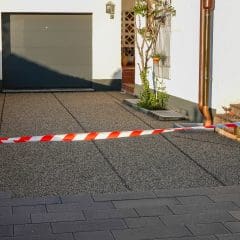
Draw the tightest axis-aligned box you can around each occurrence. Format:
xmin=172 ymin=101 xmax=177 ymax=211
xmin=123 ymin=98 xmax=186 ymax=121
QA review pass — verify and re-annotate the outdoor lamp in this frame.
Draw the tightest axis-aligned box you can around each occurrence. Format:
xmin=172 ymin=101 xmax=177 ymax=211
xmin=106 ymin=1 xmax=115 ymax=19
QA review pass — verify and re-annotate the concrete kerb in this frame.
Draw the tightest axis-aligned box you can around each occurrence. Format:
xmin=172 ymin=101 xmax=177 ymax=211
xmin=123 ymin=98 xmax=187 ymax=121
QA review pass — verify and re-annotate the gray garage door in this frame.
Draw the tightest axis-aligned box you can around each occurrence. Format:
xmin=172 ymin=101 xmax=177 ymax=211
xmin=2 ymin=14 xmax=92 ymax=90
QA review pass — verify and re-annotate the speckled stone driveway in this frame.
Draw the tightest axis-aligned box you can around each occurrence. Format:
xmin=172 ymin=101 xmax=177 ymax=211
xmin=0 ymin=92 xmax=240 ymax=239
xmin=0 ymin=92 xmax=240 ymax=197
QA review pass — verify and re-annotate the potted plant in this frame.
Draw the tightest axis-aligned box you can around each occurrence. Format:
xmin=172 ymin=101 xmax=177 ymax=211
xmin=151 ymin=53 xmax=161 ymax=64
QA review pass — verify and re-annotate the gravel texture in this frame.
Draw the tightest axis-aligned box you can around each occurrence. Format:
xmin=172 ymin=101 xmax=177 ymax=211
xmin=0 ymin=92 xmax=239 ymax=197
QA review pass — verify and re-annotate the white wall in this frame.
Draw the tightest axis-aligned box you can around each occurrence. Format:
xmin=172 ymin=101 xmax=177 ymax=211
xmin=135 ymin=0 xmax=200 ymax=102
xmin=212 ymin=0 xmax=240 ymax=112
xmin=135 ymin=0 xmax=240 ymax=113
xmin=0 ymin=0 xmax=122 ymax=81
xmin=169 ymin=0 xmax=200 ymax=104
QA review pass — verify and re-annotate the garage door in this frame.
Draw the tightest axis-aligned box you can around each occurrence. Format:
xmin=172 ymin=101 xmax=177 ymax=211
xmin=2 ymin=14 xmax=92 ymax=90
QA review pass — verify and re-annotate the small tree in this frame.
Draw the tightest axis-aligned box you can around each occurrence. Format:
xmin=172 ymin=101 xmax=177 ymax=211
xmin=134 ymin=0 xmax=176 ymax=110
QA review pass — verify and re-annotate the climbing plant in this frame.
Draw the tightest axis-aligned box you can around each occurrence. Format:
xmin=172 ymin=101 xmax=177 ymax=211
xmin=134 ymin=0 xmax=176 ymax=110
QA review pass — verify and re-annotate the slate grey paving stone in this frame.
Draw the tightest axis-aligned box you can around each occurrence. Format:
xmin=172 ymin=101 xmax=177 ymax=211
xmin=12 ymin=205 xmax=47 ymax=215
xmin=93 ymin=191 xmax=156 ymax=201
xmin=169 ymin=202 xmax=240 ymax=214
xmin=135 ymin=205 xmax=173 ymax=217
xmin=165 ymin=135 xmax=240 ymax=186
xmin=160 ymin=214 xmax=202 ymax=226
xmin=0 ymin=215 xmax=31 ymax=225
xmin=189 ymin=211 xmax=239 ymax=224
xmin=177 ymin=195 xmax=214 ymax=205
xmin=216 ymin=233 xmax=240 ymax=240
xmin=31 ymin=211 xmax=85 ymax=223
xmin=0 ymin=192 xmax=11 ymax=200
xmin=224 ymin=222 xmax=240 ymax=233
xmin=0 ymin=233 xmax=74 ymax=240
xmin=0 ymin=197 xmax=60 ymax=207
xmin=113 ymin=198 xmax=179 ymax=209
xmin=0 ymin=207 xmax=12 ymax=217
xmin=187 ymin=223 xmax=230 ymax=235
xmin=0 ymin=225 xmax=13 ymax=237
xmin=14 ymin=223 xmax=52 ymax=236
xmin=112 ymin=225 xmax=192 ymax=240
xmin=52 ymin=219 xmax=127 ymax=233
xmin=84 ymin=208 xmax=138 ymax=220
xmin=0 ymin=93 xmax=126 ymax=197
xmin=124 ymin=217 xmax=165 ymax=228
xmin=60 ymin=194 xmax=93 ymax=204
xmin=46 ymin=202 xmax=114 ymax=213
xmin=229 ymin=211 xmax=240 ymax=221
xmin=155 ymin=236 xmax=217 ymax=240
xmin=74 ymin=230 xmax=114 ymax=240
xmin=160 ymin=211 xmax=238 ymax=226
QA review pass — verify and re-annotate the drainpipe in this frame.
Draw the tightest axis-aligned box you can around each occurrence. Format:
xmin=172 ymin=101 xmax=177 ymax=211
xmin=199 ymin=0 xmax=215 ymax=126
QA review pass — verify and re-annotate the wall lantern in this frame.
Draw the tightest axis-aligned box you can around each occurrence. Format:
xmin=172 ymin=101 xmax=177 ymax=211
xmin=106 ymin=1 xmax=115 ymax=19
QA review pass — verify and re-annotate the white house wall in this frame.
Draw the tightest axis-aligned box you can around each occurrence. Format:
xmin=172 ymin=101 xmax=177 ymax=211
xmin=136 ymin=0 xmax=240 ymax=113
xmin=212 ymin=0 xmax=240 ymax=112
xmin=169 ymin=0 xmax=200 ymax=105
xmin=0 ymin=0 xmax=122 ymax=83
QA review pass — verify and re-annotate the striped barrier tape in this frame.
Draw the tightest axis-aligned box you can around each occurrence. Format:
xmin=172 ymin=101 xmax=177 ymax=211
xmin=0 ymin=122 xmax=239 ymax=144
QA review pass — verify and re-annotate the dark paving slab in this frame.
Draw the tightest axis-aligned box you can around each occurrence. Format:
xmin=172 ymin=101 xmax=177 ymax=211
xmin=53 ymin=92 xmax=220 ymax=191
xmin=0 ymin=91 xmax=239 ymax=200
xmin=95 ymin=135 xmax=220 ymax=191
xmin=0 ymin=93 xmax=82 ymax=136
xmin=0 ymin=186 xmax=240 ymax=239
xmin=0 ymin=93 xmax=127 ymax=197
xmin=165 ymin=134 xmax=240 ymax=185
xmin=54 ymin=92 xmax=149 ymax=131
xmin=0 ymin=142 xmax=126 ymax=197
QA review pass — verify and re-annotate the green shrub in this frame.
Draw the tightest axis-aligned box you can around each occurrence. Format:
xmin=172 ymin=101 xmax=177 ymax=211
xmin=137 ymin=69 xmax=169 ymax=110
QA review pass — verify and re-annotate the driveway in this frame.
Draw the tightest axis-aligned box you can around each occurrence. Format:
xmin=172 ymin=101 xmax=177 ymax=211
xmin=0 ymin=92 xmax=239 ymax=197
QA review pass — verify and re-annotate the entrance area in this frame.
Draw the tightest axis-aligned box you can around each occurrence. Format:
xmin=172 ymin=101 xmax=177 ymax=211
xmin=121 ymin=0 xmax=135 ymax=94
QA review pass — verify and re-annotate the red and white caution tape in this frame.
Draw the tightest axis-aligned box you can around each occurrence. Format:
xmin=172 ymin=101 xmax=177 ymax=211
xmin=0 ymin=122 xmax=239 ymax=144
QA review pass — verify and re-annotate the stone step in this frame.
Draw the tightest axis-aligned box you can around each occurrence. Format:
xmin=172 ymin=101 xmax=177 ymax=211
xmin=214 ymin=114 xmax=240 ymax=124
xmin=214 ymin=114 xmax=240 ymax=141
xmin=230 ymin=104 xmax=240 ymax=116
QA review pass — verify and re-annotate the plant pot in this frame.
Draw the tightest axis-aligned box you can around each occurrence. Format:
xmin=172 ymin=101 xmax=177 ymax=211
xmin=152 ymin=57 xmax=160 ymax=64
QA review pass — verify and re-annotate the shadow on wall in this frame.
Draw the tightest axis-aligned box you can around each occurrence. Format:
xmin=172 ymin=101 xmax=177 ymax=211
xmin=1 ymin=54 xmax=121 ymax=91
xmin=167 ymin=94 xmax=204 ymax=123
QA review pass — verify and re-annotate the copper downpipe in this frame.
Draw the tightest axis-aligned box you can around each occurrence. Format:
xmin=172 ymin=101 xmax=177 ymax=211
xmin=199 ymin=0 xmax=215 ymax=126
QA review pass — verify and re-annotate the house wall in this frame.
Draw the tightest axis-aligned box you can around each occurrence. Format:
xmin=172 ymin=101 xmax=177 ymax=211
xmin=135 ymin=0 xmax=240 ymax=117
xmin=0 ymin=0 xmax=122 ymax=88
xmin=212 ymin=0 xmax=240 ymax=112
